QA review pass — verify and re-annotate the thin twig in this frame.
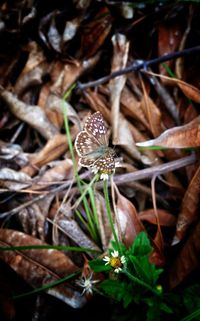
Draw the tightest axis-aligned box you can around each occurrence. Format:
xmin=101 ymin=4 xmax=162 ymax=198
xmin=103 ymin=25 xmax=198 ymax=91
xmin=1 ymin=153 xmax=196 ymax=219
xmin=77 ymin=45 xmax=200 ymax=90
xmin=98 ymin=153 xmax=196 ymax=188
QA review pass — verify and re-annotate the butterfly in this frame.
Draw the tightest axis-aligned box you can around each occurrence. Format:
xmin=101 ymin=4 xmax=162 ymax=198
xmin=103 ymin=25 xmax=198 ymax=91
xmin=75 ymin=112 xmax=115 ymax=177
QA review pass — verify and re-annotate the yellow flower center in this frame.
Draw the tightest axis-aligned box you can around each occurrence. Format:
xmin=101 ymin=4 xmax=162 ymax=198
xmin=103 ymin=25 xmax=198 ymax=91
xmin=110 ymin=257 xmax=122 ymax=268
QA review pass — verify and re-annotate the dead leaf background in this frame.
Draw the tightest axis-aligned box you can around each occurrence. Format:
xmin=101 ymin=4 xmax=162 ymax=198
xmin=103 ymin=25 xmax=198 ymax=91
xmin=0 ymin=1 xmax=200 ymax=320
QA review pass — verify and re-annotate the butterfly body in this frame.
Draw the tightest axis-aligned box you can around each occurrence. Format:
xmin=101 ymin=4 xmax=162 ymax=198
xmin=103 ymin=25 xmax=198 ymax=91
xmin=75 ymin=112 xmax=115 ymax=176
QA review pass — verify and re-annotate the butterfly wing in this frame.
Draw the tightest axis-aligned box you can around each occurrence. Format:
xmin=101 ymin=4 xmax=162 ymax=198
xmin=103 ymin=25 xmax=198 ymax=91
xmin=75 ymin=131 xmax=100 ymax=157
xmin=78 ymin=157 xmax=96 ymax=168
xmin=84 ymin=111 xmax=108 ymax=146
xmin=92 ymin=149 xmax=115 ymax=175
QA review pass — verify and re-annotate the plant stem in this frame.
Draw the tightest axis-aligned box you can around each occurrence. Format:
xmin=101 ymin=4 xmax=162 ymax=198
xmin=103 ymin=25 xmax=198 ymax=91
xmin=62 ymin=86 xmax=100 ymax=243
xmin=13 ymin=271 xmax=80 ymax=299
xmin=123 ymin=269 xmax=159 ymax=296
xmin=103 ymin=179 xmax=120 ymax=250
xmin=181 ymin=308 xmax=200 ymax=321
xmin=73 ymin=174 xmax=98 ymax=209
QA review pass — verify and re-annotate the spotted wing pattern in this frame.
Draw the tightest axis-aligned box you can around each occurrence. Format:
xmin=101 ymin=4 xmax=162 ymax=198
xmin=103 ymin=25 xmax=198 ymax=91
xmin=93 ymin=150 xmax=115 ymax=174
xmin=78 ymin=157 xmax=96 ymax=168
xmin=75 ymin=111 xmax=115 ymax=174
xmin=75 ymin=131 xmax=100 ymax=157
xmin=84 ymin=111 xmax=108 ymax=146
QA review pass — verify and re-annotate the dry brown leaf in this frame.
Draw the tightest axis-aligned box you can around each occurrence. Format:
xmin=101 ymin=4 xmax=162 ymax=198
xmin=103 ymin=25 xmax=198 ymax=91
xmin=17 ymin=194 xmax=54 ymax=241
xmin=0 ymin=168 xmax=31 ymax=190
xmin=53 ymin=204 xmax=101 ymax=255
xmin=79 ymin=6 xmax=112 ymax=59
xmin=109 ymin=33 xmax=129 ymax=144
xmin=44 ymin=94 xmax=80 ymax=130
xmin=14 ymin=42 xmax=47 ymax=95
xmin=113 ymin=185 xmax=144 ymax=247
xmin=0 ymin=86 xmax=58 ymax=140
xmin=128 ymin=122 xmax=160 ymax=164
xmin=0 ymin=229 xmax=87 ymax=308
xmin=21 ymin=132 xmax=77 ymax=177
xmin=31 ymin=159 xmax=73 ymax=190
xmin=175 ymin=6 xmax=193 ymax=79
xmin=178 ymin=81 xmax=200 ymax=104
xmin=95 ymin=192 xmax=112 ymax=250
xmin=0 ymin=140 xmax=29 ymax=167
xmin=120 ymin=86 xmax=149 ymax=129
xmin=145 ymin=70 xmax=200 ymax=105
xmin=139 ymin=209 xmax=177 ymax=227
xmin=167 ymin=220 xmax=200 ymax=289
xmin=173 ymin=164 xmax=200 ymax=244
xmin=140 ymin=94 xmax=163 ymax=138
xmin=116 ymin=114 xmax=142 ymax=161
xmin=158 ymin=23 xmax=182 ymax=83
xmin=136 ymin=116 xmax=200 ymax=149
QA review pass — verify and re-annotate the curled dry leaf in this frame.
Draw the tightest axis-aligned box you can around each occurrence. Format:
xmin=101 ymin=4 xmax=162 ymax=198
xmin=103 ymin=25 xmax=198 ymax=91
xmin=17 ymin=194 xmax=54 ymax=241
xmin=113 ymin=185 xmax=144 ymax=247
xmin=167 ymin=221 xmax=200 ymax=289
xmin=121 ymin=86 xmax=149 ymax=129
xmin=116 ymin=114 xmax=142 ymax=161
xmin=53 ymin=204 xmax=101 ymax=255
xmin=109 ymin=33 xmax=129 ymax=144
xmin=14 ymin=42 xmax=46 ymax=95
xmin=173 ymin=164 xmax=200 ymax=244
xmin=0 ymin=229 xmax=87 ymax=308
xmin=0 ymin=140 xmax=29 ymax=167
xmin=139 ymin=209 xmax=177 ymax=227
xmin=95 ymin=192 xmax=112 ymax=250
xmin=0 ymin=86 xmax=58 ymax=140
xmin=158 ymin=23 xmax=182 ymax=83
xmin=0 ymin=168 xmax=31 ymax=190
xmin=150 ymin=74 xmax=180 ymax=125
xmin=79 ymin=7 xmax=112 ymax=59
xmin=21 ymin=132 xmax=77 ymax=177
xmin=31 ymin=159 xmax=73 ymax=191
xmin=62 ymin=17 xmax=80 ymax=43
xmin=140 ymin=94 xmax=163 ymax=138
xmin=44 ymin=95 xmax=81 ymax=130
xmin=47 ymin=16 xmax=62 ymax=53
xmin=177 ymin=81 xmax=200 ymax=104
xmin=136 ymin=116 xmax=200 ymax=149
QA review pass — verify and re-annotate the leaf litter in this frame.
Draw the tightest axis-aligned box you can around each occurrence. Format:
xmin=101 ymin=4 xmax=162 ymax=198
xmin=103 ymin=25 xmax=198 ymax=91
xmin=0 ymin=1 xmax=200 ymax=320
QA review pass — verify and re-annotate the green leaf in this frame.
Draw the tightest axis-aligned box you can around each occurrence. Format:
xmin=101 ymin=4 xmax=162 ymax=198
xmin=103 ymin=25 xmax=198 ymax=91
xmin=183 ymin=284 xmax=200 ymax=320
xmin=100 ymin=279 xmax=133 ymax=308
xmin=145 ymin=297 xmax=172 ymax=321
xmin=89 ymin=258 xmax=111 ymax=272
xmin=111 ymin=240 xmax=126 ymax=254
xmin=160 ymin=302 xmax=173 ymax=314
xmin=127 ymin=232 xmax=152 ymax=257
xmin=129 ymin=255 xmax=163 ymax=286
xmin=146 ymin=297 xmax=161 ymax=321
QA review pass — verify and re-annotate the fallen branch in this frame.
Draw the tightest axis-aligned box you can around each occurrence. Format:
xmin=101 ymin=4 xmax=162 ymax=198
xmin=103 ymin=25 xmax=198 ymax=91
xmin=77 ymin=45 xmax=200 ymax=90
xmin=0 ymin=153 xmax=196 ymax=219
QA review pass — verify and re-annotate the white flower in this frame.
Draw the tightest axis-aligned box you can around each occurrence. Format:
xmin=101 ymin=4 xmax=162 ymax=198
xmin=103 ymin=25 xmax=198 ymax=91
xmin=103 ymin=250 xmax=126 ymax=273
xmin=100 ymin=173 xmax=109 ymax=180
xmin=76 ymin=273 xmax=99 ymax=295
xmin=103 ymin=255 xmax=111 ymax=265
xmin=114 ymin=267 xmax=122 ymax=273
